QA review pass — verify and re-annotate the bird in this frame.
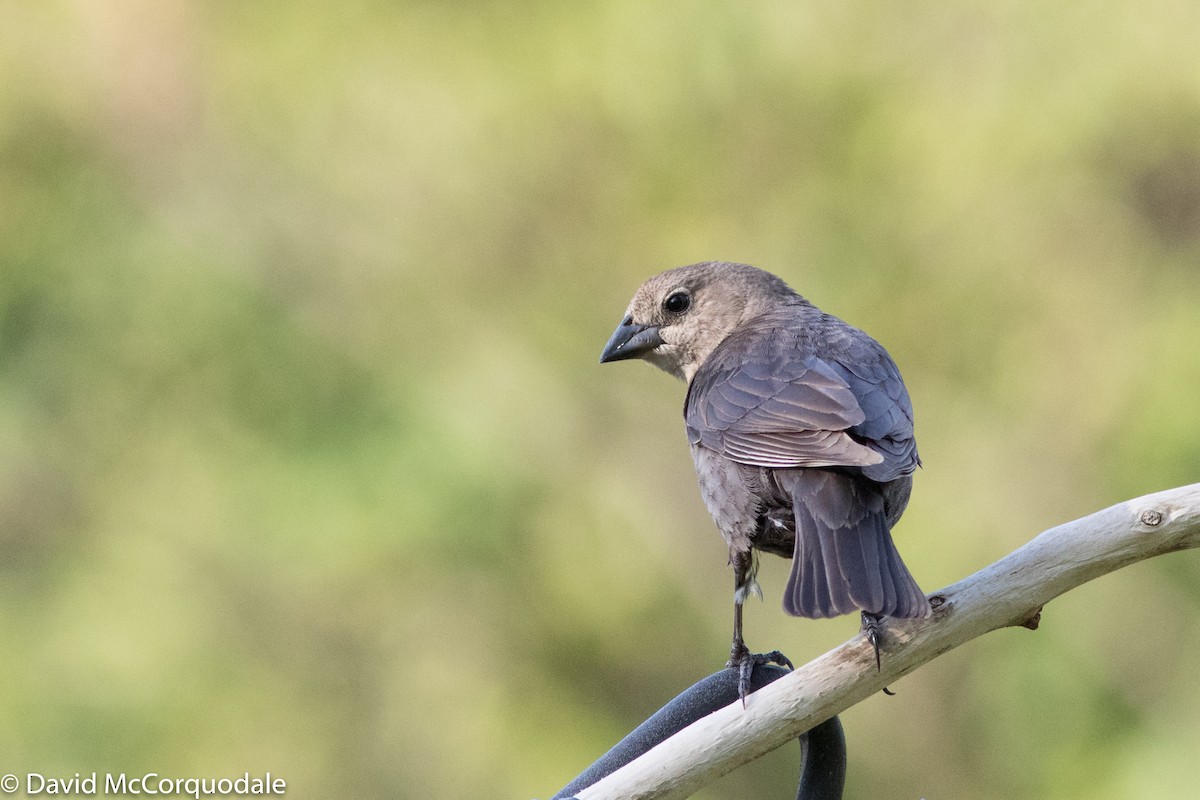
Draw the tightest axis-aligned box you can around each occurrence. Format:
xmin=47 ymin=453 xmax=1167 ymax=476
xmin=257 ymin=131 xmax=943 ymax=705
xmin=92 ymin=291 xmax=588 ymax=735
xmin=599 ymin=261 xmax=929 ymax=700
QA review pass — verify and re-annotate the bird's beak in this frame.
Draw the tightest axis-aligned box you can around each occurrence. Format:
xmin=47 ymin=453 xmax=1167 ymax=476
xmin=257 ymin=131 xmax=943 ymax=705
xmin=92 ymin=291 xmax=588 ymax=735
xmin=599 ymin=316 xmax=663 ymax=364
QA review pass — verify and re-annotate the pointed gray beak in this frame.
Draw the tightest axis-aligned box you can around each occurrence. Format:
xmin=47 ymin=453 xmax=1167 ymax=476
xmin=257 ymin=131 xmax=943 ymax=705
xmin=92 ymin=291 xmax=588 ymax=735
xmin=599 ymin=316 xmax=663 ymax=364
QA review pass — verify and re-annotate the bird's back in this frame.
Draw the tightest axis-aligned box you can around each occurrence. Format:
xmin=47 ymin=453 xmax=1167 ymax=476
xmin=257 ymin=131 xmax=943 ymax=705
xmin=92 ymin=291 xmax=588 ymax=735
xmin=684 ymin=300 xmax=927 ymax=618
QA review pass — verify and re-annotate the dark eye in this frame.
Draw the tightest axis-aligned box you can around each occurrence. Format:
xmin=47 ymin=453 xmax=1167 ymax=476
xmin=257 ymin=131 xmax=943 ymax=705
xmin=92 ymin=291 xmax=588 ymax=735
xmin=664 ymin=290 xmax=691 ymax=315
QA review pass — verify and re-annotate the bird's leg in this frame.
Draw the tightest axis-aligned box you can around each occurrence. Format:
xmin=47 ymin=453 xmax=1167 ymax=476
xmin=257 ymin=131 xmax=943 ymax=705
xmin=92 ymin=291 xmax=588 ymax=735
xmin=727 ymin=549 xmax=756 ymax=668
xmin=727 ymin=550 xmax=792 ymax=705
xmin=860 ymin=611 xmax=883 ymax=671
xmin=860 ymin=611 xmax=897 ymax=695
xmin=729 ymin=592 xmax=748 ymax=666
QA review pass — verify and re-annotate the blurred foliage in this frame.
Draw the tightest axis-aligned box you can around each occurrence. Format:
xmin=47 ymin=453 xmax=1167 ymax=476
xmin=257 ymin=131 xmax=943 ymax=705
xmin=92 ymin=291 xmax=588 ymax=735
xmin=1 ymin=1 xmax=1199 ymax=798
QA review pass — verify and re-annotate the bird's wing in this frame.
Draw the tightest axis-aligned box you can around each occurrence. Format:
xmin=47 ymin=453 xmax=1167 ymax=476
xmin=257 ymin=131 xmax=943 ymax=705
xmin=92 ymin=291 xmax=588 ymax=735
xmin=821 ymin=343 xmax=920 ymax=482
xmin=685 ymin=324 xmax=918 ymax=478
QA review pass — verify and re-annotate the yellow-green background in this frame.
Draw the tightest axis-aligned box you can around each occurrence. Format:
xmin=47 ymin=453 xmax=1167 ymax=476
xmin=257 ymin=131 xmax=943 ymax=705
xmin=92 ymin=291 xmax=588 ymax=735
xmin=3 ymin=2 xmax=1199 ymax=798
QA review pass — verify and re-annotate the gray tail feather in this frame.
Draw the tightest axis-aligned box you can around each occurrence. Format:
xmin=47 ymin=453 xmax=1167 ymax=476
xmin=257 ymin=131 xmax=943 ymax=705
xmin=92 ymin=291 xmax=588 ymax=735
xmin=781 ymin=471 xmax=929 ymax=620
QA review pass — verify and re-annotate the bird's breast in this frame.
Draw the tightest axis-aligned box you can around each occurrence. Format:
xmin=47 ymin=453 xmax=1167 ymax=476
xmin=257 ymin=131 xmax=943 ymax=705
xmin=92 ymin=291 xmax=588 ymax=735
xmin=690 ymin=445 xmax=760 ymax=553
xmin=691 ymin=445 xmax=800 ymax=558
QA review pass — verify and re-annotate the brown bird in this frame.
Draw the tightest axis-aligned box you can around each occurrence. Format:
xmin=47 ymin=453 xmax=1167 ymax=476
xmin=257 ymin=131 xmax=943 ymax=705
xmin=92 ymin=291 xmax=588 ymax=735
xmin=600 ymin=261 xmax=928 ymax=699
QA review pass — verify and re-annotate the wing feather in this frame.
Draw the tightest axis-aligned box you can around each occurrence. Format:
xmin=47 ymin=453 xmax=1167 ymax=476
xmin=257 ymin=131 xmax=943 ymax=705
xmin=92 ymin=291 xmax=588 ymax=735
xmin=685 ymin=311 xmax=918 ymax=477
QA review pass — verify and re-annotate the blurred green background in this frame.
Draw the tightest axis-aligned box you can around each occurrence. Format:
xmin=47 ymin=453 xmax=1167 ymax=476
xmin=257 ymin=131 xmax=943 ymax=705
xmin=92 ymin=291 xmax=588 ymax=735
xmin=2 ymin=2 xmax=1199 ymax=798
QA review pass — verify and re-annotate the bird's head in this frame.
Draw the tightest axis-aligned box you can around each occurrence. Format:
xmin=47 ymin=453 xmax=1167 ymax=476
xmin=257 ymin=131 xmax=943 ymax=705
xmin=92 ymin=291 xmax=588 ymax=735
xmin=599 ymin=261 xmax=797 ymax=382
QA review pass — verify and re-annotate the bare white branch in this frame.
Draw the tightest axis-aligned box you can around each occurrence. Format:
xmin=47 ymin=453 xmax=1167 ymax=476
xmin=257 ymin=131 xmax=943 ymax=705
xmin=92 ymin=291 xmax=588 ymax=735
xmin=573 ymin=482 xmax=1200 ymax=800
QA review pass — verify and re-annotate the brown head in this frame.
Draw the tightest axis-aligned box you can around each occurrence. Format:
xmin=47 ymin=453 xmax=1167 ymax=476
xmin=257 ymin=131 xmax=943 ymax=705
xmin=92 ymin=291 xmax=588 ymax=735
xmin=599 ymin=261 xmax=800 ymax=382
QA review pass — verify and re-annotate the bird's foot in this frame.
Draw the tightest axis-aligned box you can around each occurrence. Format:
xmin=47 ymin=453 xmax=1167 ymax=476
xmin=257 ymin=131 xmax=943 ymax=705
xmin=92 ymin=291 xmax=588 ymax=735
xmin=860 ymin=611 xmax=896 ymax=695
xmin=727 ymin=643 xmax=793 ymax=707
xmin=860 ymin=611 xmax=883 ymax=670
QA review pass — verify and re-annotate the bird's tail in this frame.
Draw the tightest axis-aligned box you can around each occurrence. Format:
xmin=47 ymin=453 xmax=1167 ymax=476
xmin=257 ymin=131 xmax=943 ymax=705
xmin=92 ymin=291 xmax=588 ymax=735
xmin=780 ymin=470 xmax=929 ymax=619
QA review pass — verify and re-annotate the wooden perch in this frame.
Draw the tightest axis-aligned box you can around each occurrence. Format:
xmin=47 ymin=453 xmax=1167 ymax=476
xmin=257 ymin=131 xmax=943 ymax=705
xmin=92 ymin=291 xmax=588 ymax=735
xmin=572 ymin=482 xmax=1200 ymax=800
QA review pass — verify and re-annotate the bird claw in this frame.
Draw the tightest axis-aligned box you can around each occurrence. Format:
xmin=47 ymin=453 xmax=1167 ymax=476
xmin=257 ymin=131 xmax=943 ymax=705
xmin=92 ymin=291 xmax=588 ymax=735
xmin=860 ymin=611 xmax=897 ymax=695
xmin=860 ymin=611 xmax=883 ymax=671
xmin=727 ymin=645 xmax=794 ymax=707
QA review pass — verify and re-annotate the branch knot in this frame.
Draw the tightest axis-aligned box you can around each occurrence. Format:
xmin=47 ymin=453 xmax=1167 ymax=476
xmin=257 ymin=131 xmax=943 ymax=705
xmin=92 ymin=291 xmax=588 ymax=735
xmin=1139 ymin=509 xmax=1164 ymax=527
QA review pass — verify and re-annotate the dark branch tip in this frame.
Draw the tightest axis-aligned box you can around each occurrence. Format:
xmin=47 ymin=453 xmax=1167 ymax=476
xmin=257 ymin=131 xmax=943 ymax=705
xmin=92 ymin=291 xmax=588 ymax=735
xmin=1020 ymin=607 xmax=1043 ymax=630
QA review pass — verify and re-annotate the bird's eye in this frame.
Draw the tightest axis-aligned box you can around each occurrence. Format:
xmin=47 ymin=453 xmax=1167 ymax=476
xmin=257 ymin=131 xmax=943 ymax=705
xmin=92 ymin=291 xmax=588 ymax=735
xmin=664 ymin=290 xmax=691 ymax=315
